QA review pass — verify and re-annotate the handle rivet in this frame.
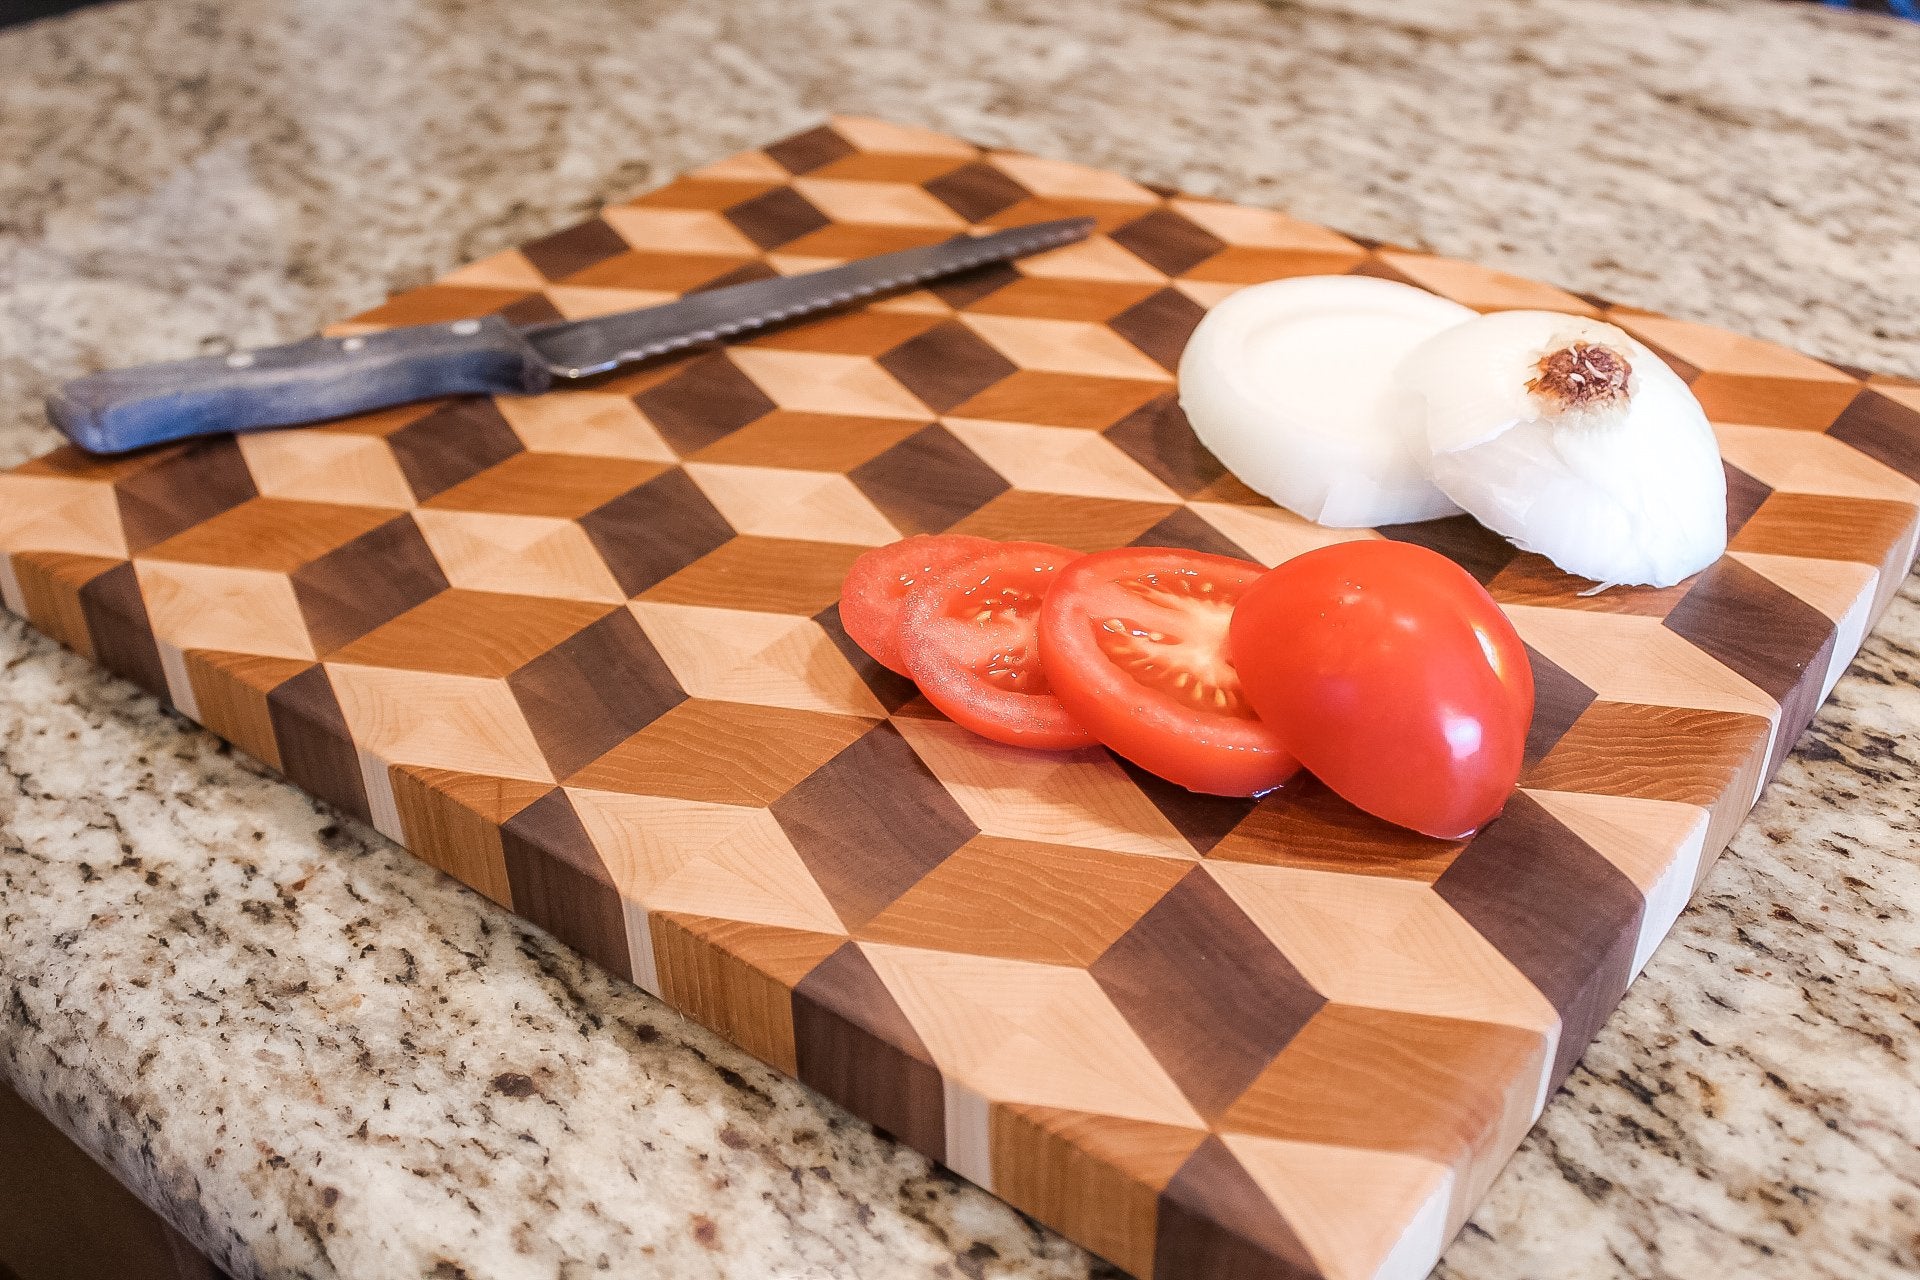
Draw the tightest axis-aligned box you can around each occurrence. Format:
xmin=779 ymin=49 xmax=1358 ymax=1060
xmin=450 ymin=318 xmax=482 ymax=336
xmin=225 ymin=351 xmax=255 ymax=369
xmin=342 ymin=337 xmax=366 ymax=352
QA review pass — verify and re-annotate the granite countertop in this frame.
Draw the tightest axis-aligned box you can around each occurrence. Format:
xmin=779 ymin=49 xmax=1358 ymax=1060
xmin=2 ymin=0 xmax=1918 ymax=1277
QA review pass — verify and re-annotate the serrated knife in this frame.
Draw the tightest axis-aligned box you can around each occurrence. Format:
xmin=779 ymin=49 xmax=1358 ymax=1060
xmin=46 ymin=217 xmax=1095 ymax=456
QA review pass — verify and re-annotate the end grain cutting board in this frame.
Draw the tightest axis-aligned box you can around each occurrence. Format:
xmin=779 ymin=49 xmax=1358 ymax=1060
xmin=6 ymin=116 xmax=1919 ymax=1280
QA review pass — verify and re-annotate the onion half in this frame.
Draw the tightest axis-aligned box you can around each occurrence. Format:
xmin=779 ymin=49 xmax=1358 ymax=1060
xmin=1397 ymin=310 xmax=1726 ymax=589
xmin=1176 ymin=276 xmax=1476 ymax=528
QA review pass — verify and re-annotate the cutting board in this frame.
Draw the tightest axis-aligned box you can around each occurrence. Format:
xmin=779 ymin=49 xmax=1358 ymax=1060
xmin=6 ymin=117 xmax=1918 ymax=1280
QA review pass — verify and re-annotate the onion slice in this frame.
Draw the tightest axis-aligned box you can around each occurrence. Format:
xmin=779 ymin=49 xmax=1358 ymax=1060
xmin=1176 ymin=276 xmax=1476 ymax=528
xmin=1397 ymin=310 xmax=1726 ymax=589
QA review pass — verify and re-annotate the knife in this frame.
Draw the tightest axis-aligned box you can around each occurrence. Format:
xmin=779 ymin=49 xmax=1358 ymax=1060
xmin=45 ymin=217 xmax=1095 ymax=456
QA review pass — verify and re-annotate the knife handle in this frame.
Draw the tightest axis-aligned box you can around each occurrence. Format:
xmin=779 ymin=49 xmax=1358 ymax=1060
xmin=45 ymin=316 xmax=554 ymax=455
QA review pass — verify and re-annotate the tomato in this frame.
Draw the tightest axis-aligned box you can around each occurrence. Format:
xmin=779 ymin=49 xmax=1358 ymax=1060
xmin=1038 ymin=548 xmax=1299 ymax=796
xmin=1227 ymin=540 xmax=1534 ymax=838
xmin=840 ymin=534 xmax=998 ymax=675
xmin=897 ymin=541 xmax=1094 ymax=750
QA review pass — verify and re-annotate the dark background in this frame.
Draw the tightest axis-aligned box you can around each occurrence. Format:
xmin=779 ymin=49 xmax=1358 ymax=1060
xmin=1 ymin=0 xmax=119 ymax=30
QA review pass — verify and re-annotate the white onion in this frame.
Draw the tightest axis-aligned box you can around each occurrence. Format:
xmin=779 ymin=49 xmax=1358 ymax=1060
xmin=1397 ymin=310 xmax=1726 ymax=589
xmin=1177 ymin=276 xmax=1476 ymax=528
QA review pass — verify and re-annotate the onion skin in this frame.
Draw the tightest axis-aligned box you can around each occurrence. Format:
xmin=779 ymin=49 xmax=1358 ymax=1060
xmin=1400 ymin=311 xmax=1727 ymax=589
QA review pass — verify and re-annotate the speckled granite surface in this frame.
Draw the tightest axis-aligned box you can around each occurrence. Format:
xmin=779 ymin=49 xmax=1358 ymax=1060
xmin=2 ymin=1 xmax=1917 ymax=1278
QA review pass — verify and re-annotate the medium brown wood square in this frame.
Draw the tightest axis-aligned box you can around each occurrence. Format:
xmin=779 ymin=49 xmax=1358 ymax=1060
xmin=804 ymin=151 xmax=975 ymax=185
xmin=329 ymin=590 xmax=613 ymax=678
xmin=650 ymin=913 xmax=846 ymax=1075
xmin=1219 ymin=1003 xmax=1545 ymax=1170
xmin=1488 ymin=553 xmax=1690 ymax=616
xmin=639 ymin=536 xmax=866 ymax=616
xmin=685 ymin=412 xmax=921 ymax=473
xmin=1687 ymin=372 xmax=1863 ymax=431
xmin=775 ymin=222 xmax=952 ymax=260
xmin=390 ymin=765 xmax=552 ymax=909
xmin=991 ymin=1106 xmax=1205 ymax=1280
xmin=137 ymin=497 xmax=397 ymax=573
xmin=948 ymin=370 xmax=1166 ymax=430
xmin=348 ymin=284 xmax=533 ymax=328
xmin=1730 ymin=490 xmax=1920 ymax=569
xmin=982 ymin=195 xmax=1168 ymax=235
xmin=625 ymin=176 xmax=784 ymax=212
xmin=741 ymin=308 xmax=948 ymax=357
xmin=566 ymin=699 xmax=872 ymax=807
xmin=185 ymin=650 xmax=311 ymax=772
xmin=948 ymin=490 xmax=1181 ymax=552
xmin=856 ymin=836 xmax=1190 ymax=967
xmin=1523 ymin=702 xmax=1771 ymax=810
xmin=1208 ymin=778 xmax=1469 ymax=883
xmin=1182 ymin=244 xmax=1371 ymax=283
xmin=965 ymin=277 xmax=1162 ymax=323
xmin=562 ymin=249 xmax=756 ymax=293
xmin=422 ymin=452 xmax=669 ymax=518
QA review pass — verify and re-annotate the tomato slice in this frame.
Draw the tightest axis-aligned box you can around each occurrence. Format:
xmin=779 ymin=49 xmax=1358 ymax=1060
xmin=1037 ymin=548 xmax=1299 ymax=796
xmin=840 ymin=534 xmax=999 ymax=676
xmin=1227 ymin=539 xmax=1535 ymax=839
xmin=897 ymin=541 xmax=1094 ymax=750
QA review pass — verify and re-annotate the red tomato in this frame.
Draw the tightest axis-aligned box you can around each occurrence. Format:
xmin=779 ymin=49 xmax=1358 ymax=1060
xmin=840 ymin=534 xmax=998 ymax=675
xmin=1228 ymin=540 xmax=1534 ymax=838
xmin=897 ymin=541 xmax=1094 ymax=750
xmin=1038 ymin=548 xmax=1299 ymax=796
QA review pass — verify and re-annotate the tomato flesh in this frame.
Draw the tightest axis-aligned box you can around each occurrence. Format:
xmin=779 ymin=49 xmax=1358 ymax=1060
xmin=1228 ymin=540 xmax=1534 ymax=838
xmin=897 ymin=541 xmax=1093 ymax=750
xmin=840 ymin=534 xmax=998 ymax=675
xmin=1040 ymin=548 xmax=1299 ymax=796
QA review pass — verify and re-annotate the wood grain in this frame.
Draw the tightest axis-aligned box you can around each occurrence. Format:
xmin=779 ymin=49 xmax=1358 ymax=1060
xmin=856 ymin=836 xmax=1191 ymax=967
xmin=650 ymin=913 xmax=844 ymax=1074
xmin=991 ymin=1105 xmax=1204 ymax=1280
xmin=389 ymin=765 xmax=549 ymax=909
xmin=1219 ymin=1005 xmax=1547 ymax=1229
xmin=9 ymin=551 xmax=111 ymax=658
xmin=184 ymin=651 xmax=310 ymax=772
xmin=4 ymin=116 xmax=1915 ymax=1280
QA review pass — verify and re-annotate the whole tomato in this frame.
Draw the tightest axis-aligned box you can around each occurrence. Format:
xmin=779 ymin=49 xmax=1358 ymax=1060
xmin=1227 ymin=540 xmax=1534 ymax=838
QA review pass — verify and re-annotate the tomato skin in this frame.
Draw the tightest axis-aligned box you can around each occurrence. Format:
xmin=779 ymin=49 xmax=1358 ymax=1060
xmin=840 ymin=534 xmax=998 ymax=675
xmin=1039 ymin=548 xmax=1299 ymax=797
xmin=898 ymin=541 xmax=1094 ymax=751
xmin=1228 ymin=540 xmax=1534 ymax=838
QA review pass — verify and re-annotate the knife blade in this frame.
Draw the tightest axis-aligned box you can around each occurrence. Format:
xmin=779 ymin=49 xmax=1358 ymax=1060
xmin=45 ymin=217 xmax=1095 ymax=456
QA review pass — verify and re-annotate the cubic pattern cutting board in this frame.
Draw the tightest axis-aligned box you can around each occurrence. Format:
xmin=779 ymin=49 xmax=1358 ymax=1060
xmin=6 ymin=117 xmax=1920 ymax=1280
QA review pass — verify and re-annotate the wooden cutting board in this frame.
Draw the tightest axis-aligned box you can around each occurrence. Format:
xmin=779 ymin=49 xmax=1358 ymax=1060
xmin=6 ymin=116 xmax=1918 ymax=1280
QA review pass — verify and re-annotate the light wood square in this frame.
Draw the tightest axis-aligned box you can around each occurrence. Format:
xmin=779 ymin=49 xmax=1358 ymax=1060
xmin=944 ymin=418 xmax=1179 ymax=503
xmin=133 ymin=560 xmax=316 ymax=661
xmin=728 ymin=347 xmax=933 ymax=420
xmin=412 ymin=509 xmax=626 ymax=603
xmin=567 ymin=789 xmax=848 ymax=937
xmin=959 ymin=313 xmax=1171 ymax=382
xmin=238 ymin=430 xmax=416 ymax=510
xmin=862 ymin=941 xmax=1206 ymax=1129
xmin=683 ymin=461 xmax=901 ymax=546
xmin=629 ymin=601 xmax=885 ymax=720
xmin=792 ymin=177 xmax=969 ymax=229
xmin=0 ymin=474 xmax=128 ymax=557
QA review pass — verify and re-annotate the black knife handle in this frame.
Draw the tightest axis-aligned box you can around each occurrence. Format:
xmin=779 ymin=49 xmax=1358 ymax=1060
xmin=46 ymin=316 xmax=554 ymax=455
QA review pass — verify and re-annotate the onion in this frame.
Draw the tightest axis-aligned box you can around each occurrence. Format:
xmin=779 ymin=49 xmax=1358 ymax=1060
xmin=1177 ymin=276 xmax=1476 ymax=528
xmin=1397 ymin=310 xmax=1726 ymax=589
